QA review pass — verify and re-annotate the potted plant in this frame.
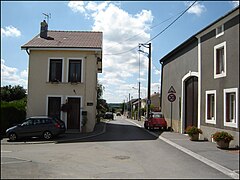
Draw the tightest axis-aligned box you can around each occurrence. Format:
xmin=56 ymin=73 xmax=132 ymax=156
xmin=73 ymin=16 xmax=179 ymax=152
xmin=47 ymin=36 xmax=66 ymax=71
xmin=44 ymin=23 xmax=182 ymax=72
xmin=186 ymin=126 xmax=202 ymax=141
xmin=212 ymin=131 xmax=233 ymax=149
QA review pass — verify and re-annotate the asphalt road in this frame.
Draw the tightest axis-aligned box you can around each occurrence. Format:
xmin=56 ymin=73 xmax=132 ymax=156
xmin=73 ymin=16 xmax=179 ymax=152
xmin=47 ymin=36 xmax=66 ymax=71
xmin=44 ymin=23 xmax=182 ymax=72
xmin=1 ymin=116 xmax=231 ymax=179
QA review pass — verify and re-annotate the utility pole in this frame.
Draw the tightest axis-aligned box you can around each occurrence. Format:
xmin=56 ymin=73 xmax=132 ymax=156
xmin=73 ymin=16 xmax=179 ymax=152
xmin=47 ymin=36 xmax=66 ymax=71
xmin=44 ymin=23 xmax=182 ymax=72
xmin=129 ymin=93 xmax=131 ymax=119
xmin=123 ymin=99 xmax=125 ymax=116
xmin=139 ymin=43 xmax=151 ymax=119
xmin=148 ymin=43 xmax=151 ymax=119
xmin=138 ymin=45 xmax=141 ymax=121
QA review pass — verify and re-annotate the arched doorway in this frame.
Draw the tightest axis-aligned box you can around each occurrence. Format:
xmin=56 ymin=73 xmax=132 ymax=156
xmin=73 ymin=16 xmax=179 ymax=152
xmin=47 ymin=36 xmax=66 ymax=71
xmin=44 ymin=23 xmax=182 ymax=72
xmin=184 ymin=76 xmax=198 ymax=130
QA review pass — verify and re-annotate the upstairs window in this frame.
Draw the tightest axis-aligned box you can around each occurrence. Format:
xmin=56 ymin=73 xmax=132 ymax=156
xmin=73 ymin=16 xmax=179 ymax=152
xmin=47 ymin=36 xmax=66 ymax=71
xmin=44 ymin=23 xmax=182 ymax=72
xmin=224 ymin=88 xmax=238 ymax=128
xmin=68 ymin=60 xmax=82 ymax=83
xmin=205 ymin=90 xmax=216 ymax=124
xmin=216 ymin=25 xmax=224 ymax=38
xmin=214 ymin=42 xmax=226 ymax=79
xmin=49 ymin=59 xmax=62 ymax=82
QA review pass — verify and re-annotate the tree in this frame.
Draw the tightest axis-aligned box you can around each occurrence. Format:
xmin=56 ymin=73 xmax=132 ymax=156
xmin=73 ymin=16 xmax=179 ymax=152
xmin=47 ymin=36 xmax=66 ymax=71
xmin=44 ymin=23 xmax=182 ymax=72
xmin=96 ymin=82 xmax=107 ymax=122
xmin=1 ymin=85 xmax=27 ymax=102
xmin=97 ymin=81 xmax=104 ymax=100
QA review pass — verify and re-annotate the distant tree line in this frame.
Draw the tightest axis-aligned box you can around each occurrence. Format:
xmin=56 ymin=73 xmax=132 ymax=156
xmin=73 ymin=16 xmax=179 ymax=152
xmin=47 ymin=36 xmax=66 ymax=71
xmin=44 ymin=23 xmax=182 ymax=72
xmin=1 ymin=85 xmax=27 ymax=102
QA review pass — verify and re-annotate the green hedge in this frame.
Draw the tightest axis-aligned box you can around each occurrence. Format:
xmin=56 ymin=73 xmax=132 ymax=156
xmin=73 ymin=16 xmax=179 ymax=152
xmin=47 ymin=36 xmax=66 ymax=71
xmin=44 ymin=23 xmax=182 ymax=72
xmin=0 ymin=99 xmax=26 ymax=135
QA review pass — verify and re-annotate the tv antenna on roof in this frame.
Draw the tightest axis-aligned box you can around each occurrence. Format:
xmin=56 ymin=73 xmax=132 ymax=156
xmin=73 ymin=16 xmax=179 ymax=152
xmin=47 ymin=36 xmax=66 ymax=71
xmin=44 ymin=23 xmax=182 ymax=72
xmin=42 ymin=13 xmax=51 ymax=24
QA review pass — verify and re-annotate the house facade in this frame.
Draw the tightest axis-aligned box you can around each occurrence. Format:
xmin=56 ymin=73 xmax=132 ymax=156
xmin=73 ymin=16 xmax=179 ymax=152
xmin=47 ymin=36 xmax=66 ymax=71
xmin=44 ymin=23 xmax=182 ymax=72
xmin=21 ymin=21 xmax=102 ymax=132
xmin=160 ymin=7 xmax=239 ymax=147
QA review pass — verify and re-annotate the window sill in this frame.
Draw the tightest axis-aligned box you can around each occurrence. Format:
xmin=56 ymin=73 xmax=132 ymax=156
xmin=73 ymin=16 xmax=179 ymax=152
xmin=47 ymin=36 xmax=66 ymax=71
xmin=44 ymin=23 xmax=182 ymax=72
xmin=224 ymin=122 xmax=237 ymax=128
xmin=216 ymin=32 xmax=224 ymax=38
xmin=214 ymin=73 xmax=226 ymax=79
xmin=46 ymin=82 xmax=83 ymax=84
xmin=205 ymin=119 xmax=216 ymax=125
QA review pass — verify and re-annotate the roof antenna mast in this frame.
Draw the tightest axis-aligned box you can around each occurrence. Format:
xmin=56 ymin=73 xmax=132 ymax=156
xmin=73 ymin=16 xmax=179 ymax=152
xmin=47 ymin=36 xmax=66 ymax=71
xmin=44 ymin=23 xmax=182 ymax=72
xmin=42 ymin=13 xmax=51 ymax=25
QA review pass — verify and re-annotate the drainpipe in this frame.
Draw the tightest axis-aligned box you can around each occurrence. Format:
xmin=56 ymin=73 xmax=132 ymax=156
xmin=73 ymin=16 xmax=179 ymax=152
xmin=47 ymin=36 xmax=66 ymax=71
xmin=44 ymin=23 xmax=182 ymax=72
xmin=25 ymin=48 xmax=30 ymax=55
xmin=160 ymin=61 xmax=164 ymax=111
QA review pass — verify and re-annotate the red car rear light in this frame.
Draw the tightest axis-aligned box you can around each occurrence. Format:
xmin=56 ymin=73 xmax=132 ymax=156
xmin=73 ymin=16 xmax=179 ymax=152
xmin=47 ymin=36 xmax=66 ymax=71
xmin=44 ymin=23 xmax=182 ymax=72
xmin=55 ymin=123 xmax=60 ymax=128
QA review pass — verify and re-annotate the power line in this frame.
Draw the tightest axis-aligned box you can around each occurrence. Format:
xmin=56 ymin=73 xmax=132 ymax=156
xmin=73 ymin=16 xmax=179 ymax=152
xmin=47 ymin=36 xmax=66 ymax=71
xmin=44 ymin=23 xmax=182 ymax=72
xmin=104 ymin=1 xmax=197 ymax=56
xmin=144 ymin=1 xmax=197 ymax=44
xmin=103 ymin=11 xmax=183 ymax=53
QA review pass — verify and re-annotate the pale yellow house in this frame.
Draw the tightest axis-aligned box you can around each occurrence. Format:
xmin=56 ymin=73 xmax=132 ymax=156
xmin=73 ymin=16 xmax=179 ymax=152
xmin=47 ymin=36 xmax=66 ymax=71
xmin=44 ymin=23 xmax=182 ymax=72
xmin=21 ymin=21 xmax=102 ymax=132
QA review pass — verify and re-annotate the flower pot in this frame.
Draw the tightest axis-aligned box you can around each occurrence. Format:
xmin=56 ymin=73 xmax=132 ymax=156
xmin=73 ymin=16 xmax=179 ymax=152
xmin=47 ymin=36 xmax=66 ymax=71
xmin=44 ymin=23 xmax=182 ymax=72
xmin=190 ymin=134 xmax=199 ymax=141
xmin=217 ymin=140 xmax=230 ymax=149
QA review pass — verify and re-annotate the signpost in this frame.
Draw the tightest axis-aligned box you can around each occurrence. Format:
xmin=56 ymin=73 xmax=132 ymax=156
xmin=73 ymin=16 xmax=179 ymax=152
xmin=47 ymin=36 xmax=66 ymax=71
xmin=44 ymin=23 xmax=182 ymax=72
xmin=168 ymin=86 xmax=176 ymax=132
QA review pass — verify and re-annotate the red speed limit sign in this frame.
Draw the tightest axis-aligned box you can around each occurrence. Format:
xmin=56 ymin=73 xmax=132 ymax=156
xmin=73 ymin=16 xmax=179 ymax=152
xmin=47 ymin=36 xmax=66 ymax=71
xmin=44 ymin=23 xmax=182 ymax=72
xmin=168 ymin=93 xmax=176 ymax=102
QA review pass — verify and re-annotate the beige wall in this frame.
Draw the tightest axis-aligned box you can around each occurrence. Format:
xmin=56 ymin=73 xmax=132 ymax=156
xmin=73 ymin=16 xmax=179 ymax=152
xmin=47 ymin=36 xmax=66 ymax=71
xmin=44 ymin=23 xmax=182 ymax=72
xmin=27 ymin=50 xmax=99 ymax=132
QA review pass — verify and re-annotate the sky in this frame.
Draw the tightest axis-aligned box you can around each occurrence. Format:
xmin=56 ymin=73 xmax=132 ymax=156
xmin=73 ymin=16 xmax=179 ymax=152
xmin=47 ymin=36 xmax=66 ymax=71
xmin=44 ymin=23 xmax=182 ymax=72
xmin=1 ymin=1 xmax=239 ymax=103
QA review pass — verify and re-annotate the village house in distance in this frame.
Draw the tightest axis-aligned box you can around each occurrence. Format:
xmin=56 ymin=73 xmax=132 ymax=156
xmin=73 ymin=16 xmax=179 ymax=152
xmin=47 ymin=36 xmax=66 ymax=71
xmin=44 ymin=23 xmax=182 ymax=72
xmin=21 ymin=20 xmax=103 ymax=132
xmin=160 ymin=6 xmax=239 ymax=147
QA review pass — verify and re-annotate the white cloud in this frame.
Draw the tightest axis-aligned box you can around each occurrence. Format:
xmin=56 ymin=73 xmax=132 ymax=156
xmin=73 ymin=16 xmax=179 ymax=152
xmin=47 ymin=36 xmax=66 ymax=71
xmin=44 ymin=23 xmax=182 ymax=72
xmin=68 ymin=1 xmax=85 ymax=13
xmin=231 ymin=1 xmax=239 ymax=7
xmin=1 ymin=59 xmax=28 ymax=89
xmin=184 ymin=1 xmax=206 ymax=16
xmin=68 ymin=1 xmax=154 ymax=103
xmin=1 ymin=26 xmax=21 ymax=37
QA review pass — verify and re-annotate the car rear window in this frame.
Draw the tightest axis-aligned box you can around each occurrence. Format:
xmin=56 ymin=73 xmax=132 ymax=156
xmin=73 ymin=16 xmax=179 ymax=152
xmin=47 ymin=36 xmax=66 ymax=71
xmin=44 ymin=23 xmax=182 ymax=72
xmin=40 ymin=118 xmax=52 ymax=124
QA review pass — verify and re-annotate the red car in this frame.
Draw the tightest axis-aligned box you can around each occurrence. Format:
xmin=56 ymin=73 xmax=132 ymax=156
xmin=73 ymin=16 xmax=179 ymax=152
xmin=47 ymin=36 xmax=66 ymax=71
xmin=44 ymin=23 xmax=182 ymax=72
xmin=144 ymin=112 xmax=167 ymax=130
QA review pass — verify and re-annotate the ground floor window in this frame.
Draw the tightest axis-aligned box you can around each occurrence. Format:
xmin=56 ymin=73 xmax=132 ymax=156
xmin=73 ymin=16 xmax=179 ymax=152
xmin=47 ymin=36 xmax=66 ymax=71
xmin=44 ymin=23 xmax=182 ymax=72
xmin=205 ymin=90 xmax=216 ymax=124
xmin=224 ymin=88 xmax=238 ymax=128
xmin=48 ymin=96 xmax=61 ymax=119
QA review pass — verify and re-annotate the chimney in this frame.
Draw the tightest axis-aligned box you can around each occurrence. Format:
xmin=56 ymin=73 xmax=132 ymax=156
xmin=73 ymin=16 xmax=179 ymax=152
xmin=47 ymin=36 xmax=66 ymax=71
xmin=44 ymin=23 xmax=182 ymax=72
xmin=40 ymin=20 xmax=48 ymax=38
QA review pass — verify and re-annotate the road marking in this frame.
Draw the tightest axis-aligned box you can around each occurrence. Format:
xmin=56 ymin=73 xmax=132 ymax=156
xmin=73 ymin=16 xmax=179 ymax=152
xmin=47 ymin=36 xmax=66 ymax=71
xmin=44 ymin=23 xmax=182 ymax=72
xmin=1 ymin=157 xmax=31 ymax=165
xmin=1 ymin=151 xmax=12 ymax=153
xmin=125 ymin=118 xmax=239 ymax=179
xmin=1 ymin=160 xmax=31 ymax=165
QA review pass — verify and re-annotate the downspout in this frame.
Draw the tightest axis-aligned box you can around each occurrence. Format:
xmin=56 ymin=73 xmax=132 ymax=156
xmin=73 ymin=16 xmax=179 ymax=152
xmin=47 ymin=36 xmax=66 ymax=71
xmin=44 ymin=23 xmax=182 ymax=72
xmin=25 ymin=48 xmax=30 ymax=55
xmin=160 ymin=61 xmax=164 ymax=111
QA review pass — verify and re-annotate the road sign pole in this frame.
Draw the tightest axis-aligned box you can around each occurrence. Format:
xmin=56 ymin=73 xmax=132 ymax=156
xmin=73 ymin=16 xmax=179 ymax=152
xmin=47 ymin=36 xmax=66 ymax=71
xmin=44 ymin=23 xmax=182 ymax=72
xmin=170 ymin=101 xmax=173 ymax=132
xmin=167 ymin=86 xmax=176 ymax=132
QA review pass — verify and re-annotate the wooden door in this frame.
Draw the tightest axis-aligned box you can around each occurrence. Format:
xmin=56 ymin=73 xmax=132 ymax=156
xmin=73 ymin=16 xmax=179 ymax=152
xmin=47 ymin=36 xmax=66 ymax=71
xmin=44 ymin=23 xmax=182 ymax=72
xmin=185 ymin=76 xmax=198 ymax=130
xmin=67 ymin=98 xmax=80 ymax=129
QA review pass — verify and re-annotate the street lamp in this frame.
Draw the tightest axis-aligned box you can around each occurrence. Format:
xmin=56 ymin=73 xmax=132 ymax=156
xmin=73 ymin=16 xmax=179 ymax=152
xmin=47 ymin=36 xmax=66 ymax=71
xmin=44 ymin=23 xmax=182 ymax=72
xmin=139 ymin=43 xmax=151 ymax=119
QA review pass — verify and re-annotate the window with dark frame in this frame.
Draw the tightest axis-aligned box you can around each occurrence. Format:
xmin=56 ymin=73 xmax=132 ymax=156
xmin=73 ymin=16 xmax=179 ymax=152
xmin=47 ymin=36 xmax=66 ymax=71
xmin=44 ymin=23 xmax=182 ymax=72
xmin=68 ymin=60 xmax=82 ymax=83
xmin=226 ymin=92 xmax=236 ymax=123
xmin=49 ymin=59 xmax=62 ymax=82
xmin=216 ymin=47 xmax=224 ymax=75
xmin=216 ymin=25 xmax=224 ymax=36
xmin=207 ymin=94 xmax=215 ymax=120
xmin=48 ymin=97 xmax=61 ymax=119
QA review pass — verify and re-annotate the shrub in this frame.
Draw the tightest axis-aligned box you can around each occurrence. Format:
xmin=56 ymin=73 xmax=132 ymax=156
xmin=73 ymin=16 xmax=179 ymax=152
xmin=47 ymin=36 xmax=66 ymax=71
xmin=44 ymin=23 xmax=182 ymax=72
xmin=186 ymin=126 xmax=202 ymax=137
xmin=212 ymin=131 xmax=234 ymax=143
xmin=0 ymin=99 xmax=26 ymax=135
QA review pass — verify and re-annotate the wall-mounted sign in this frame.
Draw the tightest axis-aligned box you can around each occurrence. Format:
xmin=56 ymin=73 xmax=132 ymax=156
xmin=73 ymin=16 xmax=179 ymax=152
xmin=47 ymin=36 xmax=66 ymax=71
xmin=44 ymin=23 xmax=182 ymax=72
xmin=168 ymin=93 xmax=176 ymax=102
xmin=168 ymin=86 xmax=176 ymax=94
xmin=87 ymin=102 xmax=94 ymax=106
xmin=147 ymin=99 xmax=151 ymax=105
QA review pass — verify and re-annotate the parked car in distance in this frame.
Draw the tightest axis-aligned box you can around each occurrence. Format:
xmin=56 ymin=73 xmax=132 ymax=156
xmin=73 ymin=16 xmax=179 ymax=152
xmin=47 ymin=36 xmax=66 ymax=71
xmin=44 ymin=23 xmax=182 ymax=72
xmin=116 ymin=112 xmax=121 ymax=116
xmin=6 ymin=116 xmax=66 ymax=141
xmin=144 ymin=112 xmax=167 ymax=130
xmin=104 ymin=112 xmax=114 ymax=120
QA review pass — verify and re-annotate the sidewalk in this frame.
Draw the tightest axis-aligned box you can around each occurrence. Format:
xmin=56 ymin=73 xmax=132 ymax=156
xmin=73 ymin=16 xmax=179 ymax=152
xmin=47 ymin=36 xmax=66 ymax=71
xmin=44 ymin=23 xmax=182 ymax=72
xmin=126 ymin=118 xmax=239 ymax=179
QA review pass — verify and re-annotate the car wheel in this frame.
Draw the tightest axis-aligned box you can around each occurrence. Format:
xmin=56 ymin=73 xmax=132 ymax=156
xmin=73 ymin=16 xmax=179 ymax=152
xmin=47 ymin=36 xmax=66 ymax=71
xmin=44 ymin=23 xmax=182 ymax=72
xmin=9 ymin=133 xmax=17 ymax=141
xmin=43 ymin=131 xmax=52 ymax=140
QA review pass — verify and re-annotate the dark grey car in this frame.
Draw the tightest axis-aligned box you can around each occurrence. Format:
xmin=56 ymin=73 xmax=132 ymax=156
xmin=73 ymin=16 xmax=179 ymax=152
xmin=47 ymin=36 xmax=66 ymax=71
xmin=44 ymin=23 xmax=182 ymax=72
xmin=6 ymin=116 xmax=66 ymax=141
xmin=104 ymin=112 xmax=114 ymax=120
